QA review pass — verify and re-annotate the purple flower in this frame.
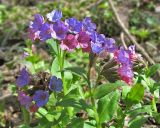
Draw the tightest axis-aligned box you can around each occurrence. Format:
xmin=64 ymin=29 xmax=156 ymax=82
xmin=60 ymin=34 xmax=79 ymax=52
xmin=77 ymin=31 xmax=91 ymax=52
xmin=30 ymin=14 xmax=44 ymax=30
xmin=82 ymin=17 xmax=96 ymax=34
xmin=33 ymin=90 xmax=49 ymax=107
xmin=28 ymin=28 xmax=40 ymax=41
xmin=46 ymin=10 xmax=62 ymax=22
xmin=49 ymin=76 xmax=63 ymax=92
xmin=16 ymin=68 xmax=30 ymax=87
xmin=18 ymin=91 xmax=32 ymax=108
xmin=39 ymin=23 xmax=53 ymax=42
xmin=65 ymin=18 xmax=82 ymax=34
xmin=114 ymin=49 xmax=132 ymax=66
xmin=128 ymin=45 xmax=137 ymax=60
xmin=90 ymin=32 xmax=105 ymax=54
xmin=29 ymin=14 xmax=44 ymax=41
xmin=104 ymin=38 xmax=117 ymax=53
xmin=52 ymin=21 xmax=68 ymax=40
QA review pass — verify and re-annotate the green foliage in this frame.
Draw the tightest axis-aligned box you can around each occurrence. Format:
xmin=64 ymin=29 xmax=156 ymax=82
xmin=125 ymin=84 xmax=144 ymax=106
xmin=97 ymin=91 xmax=120 ymax=123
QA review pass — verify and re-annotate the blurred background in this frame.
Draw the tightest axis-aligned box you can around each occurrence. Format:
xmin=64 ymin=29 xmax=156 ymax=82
xmin=0 ymin=0 xmax=160 ymax=127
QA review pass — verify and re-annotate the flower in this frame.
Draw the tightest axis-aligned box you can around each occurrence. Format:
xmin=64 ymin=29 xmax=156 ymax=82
xmin=114 ymin=49 xmax=132 ymax=66
xmin=104 ymin=38 xmax=117 ymax=53
xmin=30 ymin=14 xmax=44 ymax=30
xmin=29 ymin=104 xmax=39 ymax=112
xmin=33 ymin=90 xmax=49 ymax=107
xmin=82 ymin=17 xmax=96 ymax=34
xmin=16 ymin=68 xmax=30 ymax=87
xmin=46 ymin=10 xmax=62 ymax=22
xmin=65 ymin=18 xmax=82 ymax=34
xmin=77 ymin=31 xmax=91 ymax=52
xmin=118 ymin=65 xmax=134 ymax=85
xmin=128 ymin=45 xmax=137 ymax=60
xmin=60 ymin=34 xmax=79 ymax=52
xmin=52 ymin=21 xmax=68 ymax=40
xmin=49 ymin=76 xmax=63 ymax=92
xmin=39 ymin=23 xmax=53 ymax=42
xmin=18 ymin=91 xmax=32 ymax=108
xmin=28 ymin=28 xmax=40 ymax=41
xmin=29 ymin=14 xmax=44 ymax=41
xmin=90 ymin=32 xmax=106 ymax=54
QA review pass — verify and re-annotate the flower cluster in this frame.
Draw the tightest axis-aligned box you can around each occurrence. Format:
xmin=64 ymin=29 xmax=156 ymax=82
xmin=28 ymin=9 xmax=139 ymax=85
xmin=29 ymin=10 xmax=116 ymax=53
xmin=16 ymin=68 xmax=63 ymax=112
xmin=114 ymin=45 xmax=137 ymax=85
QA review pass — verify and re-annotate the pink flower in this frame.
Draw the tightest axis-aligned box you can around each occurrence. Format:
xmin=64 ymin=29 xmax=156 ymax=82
xmin=28 ymin=28 xmax=40 ymax=41
xmin=118 ymin=66 xmax=134 ymax=85
xmin=77 ymin=31 xmax=91 ymax=52
xmin=60 ymin=34 xmax=79 ymax=52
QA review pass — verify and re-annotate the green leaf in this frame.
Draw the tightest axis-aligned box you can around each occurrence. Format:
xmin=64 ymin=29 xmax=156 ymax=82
xmin=51 ymin=57 xmax=61 ymax=78
xmin=63 ymin=67 xmax=87 ymax=78
xmin=93 ymin=81 xmax=125 ymax=99
xmin=38 ymin=108 xmax=48 ymax=116
xmin=21 ymin=107 xmax=30 ymax=126
xmin=146 ymin=64 xmax=160 ymax=77
xmin=46 ymin=38 xmax=58 ymax=55
xmin=128 ymin=116 xmax=147 ymax=128
xmin=127 ymin=105 xmax=151 ymax=118
xmin=56 ymin=98 xmax=91 ymax=110
xmin=97 ymin=91 xmax=120 ymax=123
xmin=126 ymin=84 xmax=144 ymax=106
xmin=67 ymin=118 xmax=84 ymax=128
xmin=45 ymin=114 xmax=55 ymax=122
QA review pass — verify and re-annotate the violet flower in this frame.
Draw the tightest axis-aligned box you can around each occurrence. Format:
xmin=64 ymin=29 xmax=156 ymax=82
xmin=33 ymin=90 xmax=49 ymax=107
xmin=49 ymin=76 xmax=63 ymax=92
xmin=18 ymin=91 xmax=32 ymax=108
xmin=52 ymin=21 xmax=68 ymax=40
xmin=16 ymin=68 xmax=30 ymax=87
xmin=65 ymin=18 xmax=82 ymax=34
xmin=46 ymin=10 xmax=62 ymax=22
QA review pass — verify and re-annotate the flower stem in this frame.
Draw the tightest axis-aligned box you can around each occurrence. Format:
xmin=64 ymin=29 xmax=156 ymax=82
xmin=87 ymin=53 xmax=101 ymax=128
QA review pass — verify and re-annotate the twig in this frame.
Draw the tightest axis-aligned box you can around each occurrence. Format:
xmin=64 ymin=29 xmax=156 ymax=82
xmin=108 ymin=0 xmax=155 ymax=65
xmin=120 ymin=32 xmax=128 ymax=50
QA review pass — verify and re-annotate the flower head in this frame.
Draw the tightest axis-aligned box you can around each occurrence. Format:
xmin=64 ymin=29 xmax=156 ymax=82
xmin=16 ymin=68 xmax=30 ymax=87
xmin=33 ymin=90 xmax=49 ymax=107
xmin=82 ymin=17 xmax=96 ymax=34
xmin=118 ymin=65 xmax=134 ymax=85
xmin=65 ymin=18 xmax=82 ymax=34
xmin=104 ymin=38 xmax=117 ymax=53
xmin=128 ymin=45 xmax=137 ymax=60
xmin=28 ymin=28 xmax=40 ymax=41
xmin=39 ymin=23 xmax=53 ymax=42
xmin=52 ymin=21 xmax=68 ymax=40
xmin=60 ymin=34 xmax=79 ymax=52
xmin=49 ymin=76 xmax=63 ymax=92
xmin=46 ymin=10 xmax=62 ymax=22
xmin=30 ymin=14 xmax=44 ymax=30
xmin=77 ymin=31 xmax=91 ymax=52
xmin=114 ymin=49 xmax=132 ymax=66
xmin=18 ymin=91 xmax=32 ymax=108
xmin=90 ymin=32 xmax=105 ymax=54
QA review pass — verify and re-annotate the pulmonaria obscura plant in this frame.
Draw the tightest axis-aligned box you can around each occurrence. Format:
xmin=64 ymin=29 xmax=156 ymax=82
xmin=16 ymin=10 xmax=157 ymax=128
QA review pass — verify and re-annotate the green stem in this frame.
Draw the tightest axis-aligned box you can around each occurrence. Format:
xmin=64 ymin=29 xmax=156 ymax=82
xmin=56 ymin=44 xmax=72 ymax=117
xmin=87 ymin=53 xmax=101 ymax=128
xmin=21 ymin=106 xmax=30 ymax=126
xmin=151 ymin=97 xmax=157 ymax=112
